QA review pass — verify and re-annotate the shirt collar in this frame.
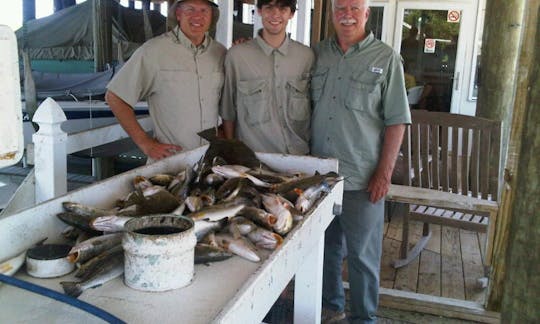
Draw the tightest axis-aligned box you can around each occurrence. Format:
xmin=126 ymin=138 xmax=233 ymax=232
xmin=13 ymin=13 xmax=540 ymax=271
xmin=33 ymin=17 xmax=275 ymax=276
xmin=255 ymin=29 xmax=290 ymax=56
xmin=172 ymin=26 xmax=210 ymax=52
xmin=331 ymin=31 xmax=375 ymax=54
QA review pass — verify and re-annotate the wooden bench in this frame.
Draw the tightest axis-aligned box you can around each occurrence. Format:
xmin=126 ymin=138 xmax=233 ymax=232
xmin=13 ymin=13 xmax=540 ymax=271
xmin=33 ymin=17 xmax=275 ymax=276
xmin=387 ymin=110 xmax=502 ymax=269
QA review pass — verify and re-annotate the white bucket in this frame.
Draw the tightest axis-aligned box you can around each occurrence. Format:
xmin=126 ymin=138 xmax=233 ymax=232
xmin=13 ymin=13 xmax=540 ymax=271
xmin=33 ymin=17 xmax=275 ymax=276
xmin=123 ymin=215 xmax=196 ymax=292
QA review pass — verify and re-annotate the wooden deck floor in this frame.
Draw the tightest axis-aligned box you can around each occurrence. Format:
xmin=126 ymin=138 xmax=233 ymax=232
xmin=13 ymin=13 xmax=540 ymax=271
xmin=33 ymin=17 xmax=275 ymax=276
xmin=380 ymin=205 xmax=488 ymax=304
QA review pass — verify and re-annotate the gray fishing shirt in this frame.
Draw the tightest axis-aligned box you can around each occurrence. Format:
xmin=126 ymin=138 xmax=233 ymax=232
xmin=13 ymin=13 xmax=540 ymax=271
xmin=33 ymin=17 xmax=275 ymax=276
xmin=107 ymin=26 xmax=226 ymax=151
xmin=220 ymin=33 xmax=314 ymax=155
xmin=311 ymin=33 xmax=411 ymax=190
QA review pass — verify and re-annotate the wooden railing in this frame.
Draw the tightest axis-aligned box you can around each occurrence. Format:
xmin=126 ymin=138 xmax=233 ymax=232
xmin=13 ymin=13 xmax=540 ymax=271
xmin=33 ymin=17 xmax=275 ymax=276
xmin=31 ymin=98 xmax=153 ymax=203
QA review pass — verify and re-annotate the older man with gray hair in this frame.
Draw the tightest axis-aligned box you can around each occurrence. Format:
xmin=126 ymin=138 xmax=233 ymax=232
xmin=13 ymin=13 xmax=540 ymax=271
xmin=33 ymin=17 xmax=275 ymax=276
xmin=310 ymin=0 xmax=410 ymax=322
xmin=106 ymin=0 xmax=226 ymax=163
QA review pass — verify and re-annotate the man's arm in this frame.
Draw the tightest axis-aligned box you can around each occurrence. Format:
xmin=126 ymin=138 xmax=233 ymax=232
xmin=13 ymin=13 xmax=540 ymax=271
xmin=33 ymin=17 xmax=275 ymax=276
xmin=105 ymin=90 xmax=181 ymax=160
xmin=367 ymin=124 xmax=406 ymax=203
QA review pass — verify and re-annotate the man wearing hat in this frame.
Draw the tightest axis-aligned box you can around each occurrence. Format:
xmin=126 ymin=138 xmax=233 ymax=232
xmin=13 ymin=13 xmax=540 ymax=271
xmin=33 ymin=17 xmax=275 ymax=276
xmin=106 ymin=0 xmax=226 ymax=162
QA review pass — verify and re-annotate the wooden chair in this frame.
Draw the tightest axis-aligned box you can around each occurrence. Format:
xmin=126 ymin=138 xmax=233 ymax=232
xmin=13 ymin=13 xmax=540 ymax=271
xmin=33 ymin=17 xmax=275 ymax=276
xmin=387 ymin=110 xmax=502 ymax=269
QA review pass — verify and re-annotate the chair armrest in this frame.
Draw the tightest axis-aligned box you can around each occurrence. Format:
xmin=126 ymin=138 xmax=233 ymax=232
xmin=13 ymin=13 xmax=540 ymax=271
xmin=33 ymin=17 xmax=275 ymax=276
xmin=387 ymin=185 xmax=499 ymax=214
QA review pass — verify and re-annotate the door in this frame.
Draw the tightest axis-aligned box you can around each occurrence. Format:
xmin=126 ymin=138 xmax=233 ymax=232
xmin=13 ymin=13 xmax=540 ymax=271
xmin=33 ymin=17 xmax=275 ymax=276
xmin=394 ymin=2 xmax=473 ymax=113
xmin=0 ymin=26 xmax=24 ymax=168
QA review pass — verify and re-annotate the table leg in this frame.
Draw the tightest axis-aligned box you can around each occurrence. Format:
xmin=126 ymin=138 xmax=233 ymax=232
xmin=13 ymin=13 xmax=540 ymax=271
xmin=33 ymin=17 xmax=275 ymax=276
xmin=294 ymin=235 xmax=324 ymax=324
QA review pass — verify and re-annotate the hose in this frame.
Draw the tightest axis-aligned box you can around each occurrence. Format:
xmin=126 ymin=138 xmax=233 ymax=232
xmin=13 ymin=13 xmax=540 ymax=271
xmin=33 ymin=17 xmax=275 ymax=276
xmin=0 ymin=273 xmax=125 ymax=324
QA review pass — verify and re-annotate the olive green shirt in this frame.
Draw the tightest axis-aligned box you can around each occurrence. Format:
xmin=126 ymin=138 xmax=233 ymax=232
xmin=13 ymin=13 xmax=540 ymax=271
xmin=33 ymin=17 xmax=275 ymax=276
xmin=311 ymin=33 xmax=411 ymax=190
xmin=107 ymin=27 xmax=226 ymax=152
xmin=219 ymin=33 xmax=314 ymax=155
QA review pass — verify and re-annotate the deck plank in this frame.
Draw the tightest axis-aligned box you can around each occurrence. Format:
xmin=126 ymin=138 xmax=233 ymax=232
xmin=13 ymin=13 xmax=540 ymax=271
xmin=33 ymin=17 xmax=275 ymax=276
xmin=394 ymin=252 xmax=420 ymax=292
xmin=381 ymin=214 xmax=486 ymax=304
xmin=441 ymin=226 xmax=465 ymax=299
xmin=460 ymin=229 xmax=486 ymax=303
xmin=418 ymin=249 xmax=441 ymax=296
xmin=381 ymin=238 xmax=400 ymax=289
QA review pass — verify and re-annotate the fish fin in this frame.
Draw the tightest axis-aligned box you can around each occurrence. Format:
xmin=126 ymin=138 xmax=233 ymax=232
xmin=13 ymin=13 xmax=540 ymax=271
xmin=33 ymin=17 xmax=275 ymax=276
xmin=60 ymin=281 xmax=83 ymax=298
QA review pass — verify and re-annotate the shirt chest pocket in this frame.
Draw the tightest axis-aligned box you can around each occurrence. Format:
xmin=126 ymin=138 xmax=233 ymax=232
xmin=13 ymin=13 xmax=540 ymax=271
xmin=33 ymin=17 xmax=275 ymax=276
xmin=286 ymin=79 xmax=310 ymax=121
xmin=238 ymin=79 xmax=270 ymax=126
xmin=345 ymin=73 xmax=383 ymax=114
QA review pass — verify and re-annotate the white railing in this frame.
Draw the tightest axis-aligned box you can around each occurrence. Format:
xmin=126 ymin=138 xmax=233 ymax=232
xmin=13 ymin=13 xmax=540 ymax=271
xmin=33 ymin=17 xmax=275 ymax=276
xmin=31 ymin=97 xmax=153 ymax=203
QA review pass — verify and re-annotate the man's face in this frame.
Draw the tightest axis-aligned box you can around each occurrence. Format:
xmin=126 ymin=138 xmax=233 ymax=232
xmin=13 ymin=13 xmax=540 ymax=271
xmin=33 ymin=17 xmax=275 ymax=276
xmin=176 ymin=0 xmax=213 ymax=42
xmin=258 ymin=1 xmax=294 ymax=36
xmin=332 ymin=0 xmax=370 ymax=43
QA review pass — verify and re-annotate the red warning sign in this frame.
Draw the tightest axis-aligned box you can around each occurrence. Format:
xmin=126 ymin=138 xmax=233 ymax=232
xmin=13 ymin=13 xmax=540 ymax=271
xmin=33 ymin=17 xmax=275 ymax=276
xmin=424 ymin=38 xmax=436 ymax=53
xmin=447 ymin=10 xmax=461 ymax=23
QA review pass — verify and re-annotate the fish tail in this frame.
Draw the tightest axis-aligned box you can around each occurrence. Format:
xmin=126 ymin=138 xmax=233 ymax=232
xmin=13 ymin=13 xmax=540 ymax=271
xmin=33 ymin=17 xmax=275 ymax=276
xmin=60 ymin=281 xmax=83 ymax=298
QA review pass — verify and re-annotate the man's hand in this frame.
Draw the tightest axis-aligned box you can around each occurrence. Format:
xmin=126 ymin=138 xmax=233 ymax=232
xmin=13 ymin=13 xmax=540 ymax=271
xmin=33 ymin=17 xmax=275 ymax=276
xmin=366 ymin=169 xmax=391 ymax=203
xmin=140 ymin=138 xmax=182 ymax=161
xmin=367 ymin=124 xmax=407 ymax=203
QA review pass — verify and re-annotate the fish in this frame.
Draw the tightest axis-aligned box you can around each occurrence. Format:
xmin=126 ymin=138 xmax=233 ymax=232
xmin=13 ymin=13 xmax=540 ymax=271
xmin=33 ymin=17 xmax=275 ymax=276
xmin=187 ymin=202 xmax=246 ymax=222
xmin=212 ymin=165 xmax=272 ymax=188
xmin=200 ymin=188 xmax=216 ymax=206
xmin=194 ymin=243 xmax=233 ymax=264
xmin=215 ymin=177 xmax=243 ymax=201
xmin=247 ymin=227 xmax=284 ymax=250
xmin=75 ymin=245 xmax=123 ymax=280
xmin=295 ymin=176 xmax=343 ymax=213
xmin=236 ymin=207 xmax=277 ymax=230
xmin=141 ymin=185 xmax=180 ymax=214
xmin=90 ymin=215 xmax=133 ymax=232
xmin=270 ymin=171 xmax=341 ymax=195
xmin=56 ymin=212 xmax=102 ymax=235
xmin=214 ymin=233 xmax=260 ymax=263
xmin=115 ymin=191 xmax=144 ymax=209
xmin=60 ymin=255 xmax=124 ymax=298
xmin=294 ymin=182 xmax=332 ymax=213
xmin=204 ymin=173 xmax=225 ymax=186
xmin=62 ymin=202 xmax=114 ymax=218
xmin=193 ymin=219 xmax=227 ymax=242
xmin=262 ymin=194 xmax=294 ymax=235
xmin=67 ymin=233 xmax=123 ymax=264
xmin=149 ymin=173 xmax=175 ymax=187
xmin=185 ymin=195 xmax=204 ymax=212
xmin=133 ymin=175 xmax=154 ymax=191
xmin=228 ymin=217 xmax=258 ymax=236
xmin=169 ymin=167 xmax=194 ymax=200
xmin=115 ymin=203 xmax=146 ymax=217
xmin=199 ymin=137 xmax=268 ymax=169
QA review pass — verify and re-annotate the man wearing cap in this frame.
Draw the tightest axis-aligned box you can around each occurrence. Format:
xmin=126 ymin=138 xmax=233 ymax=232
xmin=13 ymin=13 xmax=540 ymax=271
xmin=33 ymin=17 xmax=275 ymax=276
xmin=219 ymin=0 xmax=314 ymax=155
xmin=105 ymin=0 xmax=226 ymax=162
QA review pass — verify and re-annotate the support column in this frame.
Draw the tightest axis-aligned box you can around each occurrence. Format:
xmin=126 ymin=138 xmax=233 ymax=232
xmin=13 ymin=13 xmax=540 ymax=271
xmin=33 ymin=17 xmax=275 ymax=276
xmin=32 ymin=98 xmax=68 ymax=203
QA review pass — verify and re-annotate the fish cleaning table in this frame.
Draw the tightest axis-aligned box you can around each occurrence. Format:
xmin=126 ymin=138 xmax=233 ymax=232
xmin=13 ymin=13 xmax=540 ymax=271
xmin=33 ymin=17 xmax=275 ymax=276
xmin=0 ymin=146 xmax=343 ymax=324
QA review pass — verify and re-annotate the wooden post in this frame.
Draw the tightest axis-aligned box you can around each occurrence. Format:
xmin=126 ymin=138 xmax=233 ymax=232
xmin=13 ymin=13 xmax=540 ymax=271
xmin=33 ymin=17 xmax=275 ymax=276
xmin=216 ymin=0 xmax=233 ymax=47
xmin=476 ymin=0 xmax=526 ymax=157
xmin=32 ymin=98 xmax=67 ymax=203
xmin=500 ymin=7 xmax=540 ymax=320
xmin=483 ymin=0 xmax=540 ymax=311
xmin=92 ymin=0 xmax=112 ymax=72
xmin=295 ymin=0 xmax=311 ymax=45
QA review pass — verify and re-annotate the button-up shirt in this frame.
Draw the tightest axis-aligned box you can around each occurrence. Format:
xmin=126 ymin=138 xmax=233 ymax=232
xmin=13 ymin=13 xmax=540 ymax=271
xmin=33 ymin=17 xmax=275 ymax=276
xmin=220 ymin=32 xmax=314 ymax=155
xmin=107 ymin=27 xmax=226 ymax=152
xmin=311 ymin=33 xmax=411 ymax=190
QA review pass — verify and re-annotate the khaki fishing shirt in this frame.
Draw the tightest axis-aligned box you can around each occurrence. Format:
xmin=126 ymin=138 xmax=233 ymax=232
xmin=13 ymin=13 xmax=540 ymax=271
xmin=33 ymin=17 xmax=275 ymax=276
xmin=311 ymin=33 xmax=411 ymax=190
xmin=219 ymin=33 xmax=314 ymax=155
xmin=107 ymin=26 xmax=226 ymax=152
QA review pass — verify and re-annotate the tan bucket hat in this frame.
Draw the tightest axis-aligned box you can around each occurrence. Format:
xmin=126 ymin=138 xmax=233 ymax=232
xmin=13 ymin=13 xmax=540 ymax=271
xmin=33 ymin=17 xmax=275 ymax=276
xmin=167 ymin=0 xmax=220 ymax=30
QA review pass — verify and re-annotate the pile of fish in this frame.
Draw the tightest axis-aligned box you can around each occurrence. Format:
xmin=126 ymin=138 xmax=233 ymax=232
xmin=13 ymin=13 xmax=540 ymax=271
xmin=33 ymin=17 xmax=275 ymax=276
xmin=55 ymin=139 xmax=342 ymax=297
